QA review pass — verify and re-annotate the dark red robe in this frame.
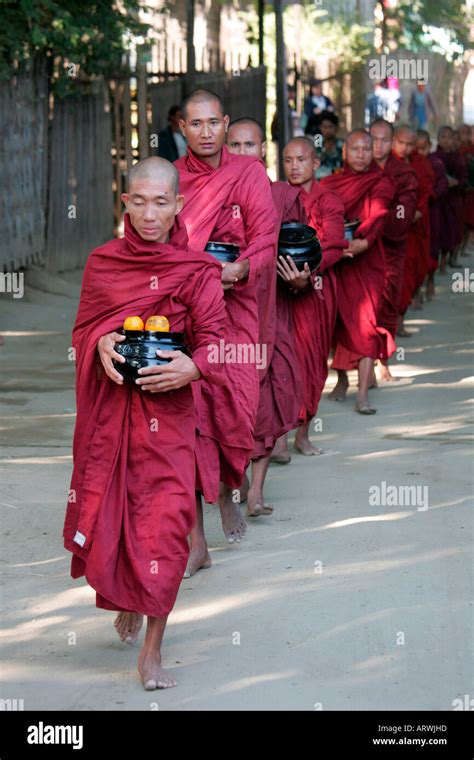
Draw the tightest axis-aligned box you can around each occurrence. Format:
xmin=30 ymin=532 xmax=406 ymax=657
xmin=251 ymin=182 xmax=303 ymax=458
xmin=459 ymin=143 xmax=474 ymax=229
xmin=427 ymin=153 xmax=449 ymax=271
xmin=63 ymin=214 xmax=226 ymax=617
xmin=376 ymin=151 xmax=418 ymax=337
xmin=295 ymin=181 xmax=346 ymax=418
xmin=399 ymin=152 xmax=434 ymax=315
xmin=321 ymin=162 xmax=396 ymax=369
xmin=175 ymin=147 xmax=277 ymax=500
xmin=435 ymin=146 xmax=468 ymax=251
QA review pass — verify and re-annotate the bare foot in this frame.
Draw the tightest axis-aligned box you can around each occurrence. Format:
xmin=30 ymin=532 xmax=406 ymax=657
xmin=379 ymin=364 xmax=397 ymax=382
xmin=294 ymin=437 xmax=323 ymax=456
xmin=246 ymin=488 xmax=274 ymax=517
xmin=114 ymin=611 xmax=144 ymax=644
xmin=328 ymin=377 xmax=349 ymax=401
xmin=426 ymin=279 xmax=435 ymax=301
xmin=218 ymin=487 xmax=247 ymax=544
xmin=271 ymin=434 xmax=291 ymax=464
xmin=138 ymin=650 xmax=177 ymax=690
xmin=355 ymin=395 xmax=377 ymax=414
xmin=183 ymin=541 xmax=212 ymax=578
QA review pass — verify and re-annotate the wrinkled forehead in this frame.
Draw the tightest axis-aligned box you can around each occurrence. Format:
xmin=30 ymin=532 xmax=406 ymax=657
xmin=128 ymin=174 xmax=177 ymax=197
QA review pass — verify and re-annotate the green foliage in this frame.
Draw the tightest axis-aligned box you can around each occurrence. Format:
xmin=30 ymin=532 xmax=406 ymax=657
xmin=380 ymin=0 xmax=471 ymax=56
xmin=0 ymin=0 xmax=149 ymax=92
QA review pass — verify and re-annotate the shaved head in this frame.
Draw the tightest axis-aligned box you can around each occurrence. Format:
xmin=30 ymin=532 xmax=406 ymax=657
xmin=392 ymin=124 xmax=416 ymax=160
xmin=129 ymin=157 xmax=179 ymax=194
xmin=344 ymin=129 xmax=373 ymax=173
xmin=182 ymin=89 xmax=225 ymax=120
xmin=370 ymin=119 xmax=394 ymax=137
xmin=283 ymin=137 xmax=319 ymax=190
xmin=394 ymin=124 xmax=416 ymax=140
xmin=369 ymin=120 xmax=393 ymax=165
xmin=228 ymin=117 xmax=265 ymax=142
xmin=122 ymin=157 xmax=184 ymax=243
xmin=284 ymin=136 xmax=317 ymax=158
xmin=345 ymin=129 xmax=373 ymax=147
xmin=416 ymin=129 xmax=431 ymax=157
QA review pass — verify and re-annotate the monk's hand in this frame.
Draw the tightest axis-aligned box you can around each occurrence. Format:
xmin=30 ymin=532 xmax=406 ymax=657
xmin=135 ymin=350 xmax=200 ymax=393
xmin=97 ymin=332 xmax=125 ymax=385
xmin=342 ymin=238 xmax=368 ymax=258
xmin=277 ymin=255 xmax=311 ymax=290
xmin=448 ymin=176 xmax=459 ymax=188
xmin=413 ymin=209 xmax=423 ymax=222
xmin=221 ymin=259 xmax=250 ymax=289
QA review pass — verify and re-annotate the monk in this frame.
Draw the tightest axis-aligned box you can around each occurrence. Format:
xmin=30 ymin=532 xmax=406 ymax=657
xmin=175 ymin=91 xmax=277 ymax=575
xmin=64 ymin=158 xmax=226 ymax=689
xmin=457 ymin=124 xmax=474 ymax=254
xmin=276 ymin=136 xmax=345 ymax=451
xmin=321 ymin=130 xmax=395 ymax=413
xmin=369 ymin=119 xmax=418 ymax=380
xmin=435 ymin=126 xmax=468 ymax=271
xmin=416 ymin=129 xmax=449 ymax=300
xmin=226 ymin=117 xmax=303 ymax=513
xmin=394 ymin=125 xmax=434 ymax=332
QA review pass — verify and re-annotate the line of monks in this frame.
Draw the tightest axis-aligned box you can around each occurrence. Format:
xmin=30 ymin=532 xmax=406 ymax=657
xmin=63 ymin=89 xmax=473 ymax=690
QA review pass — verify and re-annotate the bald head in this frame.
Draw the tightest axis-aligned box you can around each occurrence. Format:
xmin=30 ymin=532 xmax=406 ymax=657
xmin=227 ymin=118 xmax=266 ymax=158
xmin=122 ymin=157 xmax=184 ymax=243
xmin=182 ymin=89 xmax=225 ymax=120
xmin=283 ymin=137 xmax=319 ymax=189
xmin=129 ymin=157 xmax=179 ymax=194
xmin=344 ymin=129 xmax=373 ymax=173
xmin=416 ymin=129 xmax=431 ymax=157
xmin=392 ymin=124 xmax=416 ymax=161
xmin=369 ymin=120 xmax=394 ymax=165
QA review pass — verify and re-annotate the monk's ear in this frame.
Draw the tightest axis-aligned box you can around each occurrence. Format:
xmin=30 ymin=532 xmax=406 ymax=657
xmin=223 ymin=114 xmax=230 ymax=132
xmin=262 ymin=141 xmax=267 ymax=158
xmin=175 ymin=194 xmax=185 ymax=214
xmin=342 ymin=144 xmax=347 ymax=161
xmin=121 ymin=193 xmax=130 ymax=209
xmin=313 ymin=157 xmax=321 ymax=171
xmin=179 ymin=118 xmax=186 ymax=136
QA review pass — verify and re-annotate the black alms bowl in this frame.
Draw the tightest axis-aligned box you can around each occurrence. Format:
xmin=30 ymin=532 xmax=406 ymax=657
xmin=205 ymin=241 xmax=240 ymax=263
xmin=278 ymin=222 xmax=322 ymax=272
xmin=113 ymin=330 xmax=191 ymax=383
xmin=344 ymin=218 xmax=361 ymax=240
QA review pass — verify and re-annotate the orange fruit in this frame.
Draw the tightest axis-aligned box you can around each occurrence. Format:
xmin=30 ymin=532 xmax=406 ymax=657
xmin=123 ymin=315 xmax=144 ymax=331
xmin=145 ymin=315 xmax=170 ymax=332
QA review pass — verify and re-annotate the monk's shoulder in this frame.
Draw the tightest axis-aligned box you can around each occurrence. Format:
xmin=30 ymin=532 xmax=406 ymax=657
xmin=86 ymin=237 xmax=125 ymax=264
xmin=317 ymin=184 xmax=345 ymax=214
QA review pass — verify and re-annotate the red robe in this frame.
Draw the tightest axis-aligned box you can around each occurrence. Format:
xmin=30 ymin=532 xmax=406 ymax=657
xmin=377 ymin=151 xmax=418 ymax=337
xmin=427 ymin=153 xmax=449 ymax=271
xmin=435 ymin=146 xmax=468 ymax=251
xmin=251 ymin=182 xmax=303 ymax=458
xmin=459 ymin=143 xmax=474 ymax=229
xmin=399 ymin=151 xmax=434 ymax=315
xmin=63 ymin=214 xmax=226 ymax=617
xmin=321 ymin=162 xmax=396 ymax=369
xmin=175 ymin=147 xmax=277 ymax=500
xmin=295 ymin=181 xmax=346 ymax=419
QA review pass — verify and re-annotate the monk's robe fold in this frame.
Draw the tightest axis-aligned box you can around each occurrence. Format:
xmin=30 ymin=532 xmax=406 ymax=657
xmin=459 ymin=143 xmax=474 ymax=229
xmin=251 ymin=182 xmax=304 ymax=458
xmin=376 ymin=151 xmax=418 ymax=337
xmin=295 ymin=181 xmax=346 ymax=420
xmin=435 ymin=147 xmax=468 ymax=253
xmin=399 ymin=152 xmax=435 ymax=315
xmin=321 ymin=162 xmax=396 ymax=369
xmin=427 ymin=153 xmax=449 ymax=272
xmin=175 ymin=147 xmax=277 ymax=500
xmin=63 ymin=214 xmax=226 ymax=617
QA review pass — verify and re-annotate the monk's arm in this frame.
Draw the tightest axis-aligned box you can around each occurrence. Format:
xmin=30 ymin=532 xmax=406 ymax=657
xmin=238 ymin=162 xmax=278 ymax=286
xmin=186 ymin=267 xmax=227 ymax=385
xmin=358 ymin=176 xmax=395 ymax=248
xmin=317 ymin=192 xmax=346 ymax=271
xmin=384 ymin=172 xmax=419 ymax=242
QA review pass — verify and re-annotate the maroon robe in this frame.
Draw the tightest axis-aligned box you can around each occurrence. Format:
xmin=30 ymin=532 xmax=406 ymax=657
xmin=63 ymin=214 xmax=226 ymax=617
xmin=399 ymin=152 xmax=434 ymax=315
xmin=321 ymin=162 xmax=396 ymax=369
xmin=435 ymin=146 xmax=468 ymax=251
xmin=175 ymin=146 xmax=277 ymax=500
xmin=251 ymin=182 xmax=303 ymax=458
xmin=295 ymin=181 xmax=346 ymax=418
xmin=377 ymin=151 xmax=418 ymax=337
xmin=427 ymin=153 xmax=449 ymax=271
xmin=459 ymin=143 xmax=474 ymax=229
